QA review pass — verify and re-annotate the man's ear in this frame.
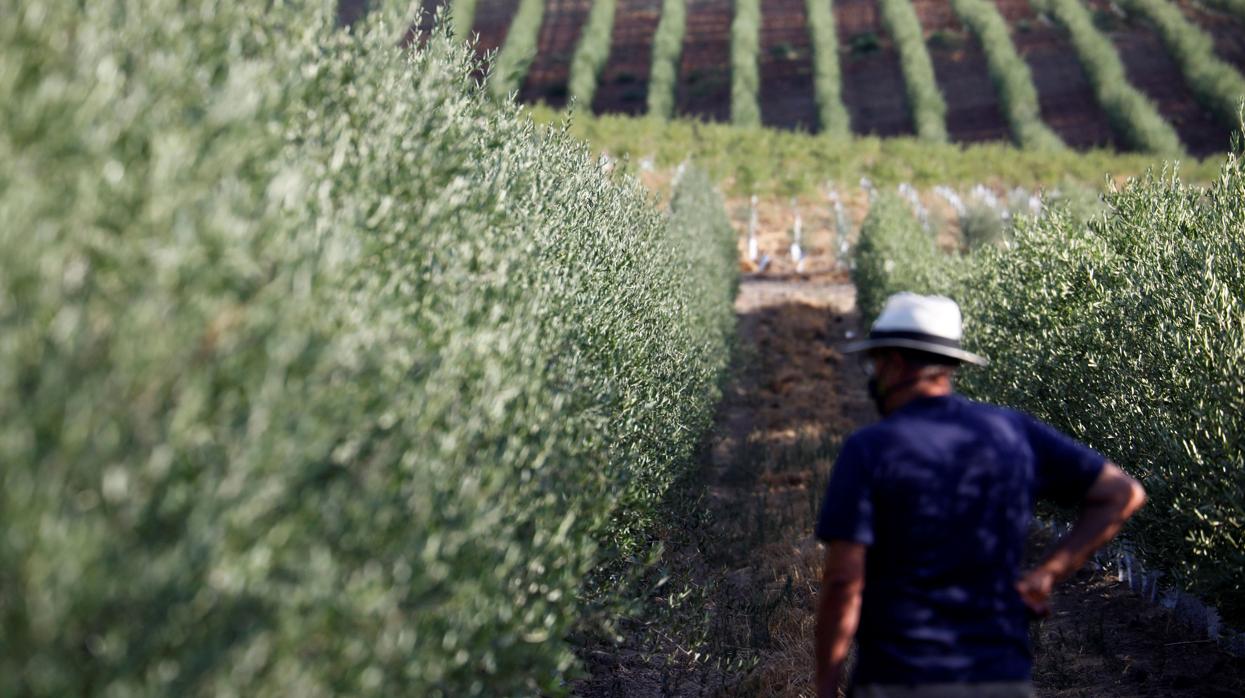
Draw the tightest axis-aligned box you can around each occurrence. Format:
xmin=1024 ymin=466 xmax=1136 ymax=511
xmin=877 ymin=349 xmax=903 ymax=374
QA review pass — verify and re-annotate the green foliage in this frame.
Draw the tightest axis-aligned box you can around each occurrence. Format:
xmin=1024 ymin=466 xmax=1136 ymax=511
xmin=853 ymin=194 xmax=954 ymax=321
xmin=1118 ymin=0 xmax=1245 ymax=131
xmin=731 ymin=0 xmax=763 ymax=127
xmin=806 ymin=0 xmax=852 ymax=136
xmin=878 ymin=0 xmax=949 ymax=142
xmin=648 ymin=0 xmax=688 ymax=119
xmin=451 ymin=0 xmax=479 ymax=37
xmin=0 ymin=2 xmax=736 ymax=694
xmin=958 ymin=202 xmax=1010 ymax=250
xmin=569 ymin=0 xmax=619 ymax=108
xmin=962 ymin=159 xmax=1245 ymax=620
xmin=528 ymin=107 xmax=1226 ymax=196
xmin=1039 ymin=0 xmax=1185 ymax=155
xmin=949 ymin=0 xmax=1066 ymax=150
xmin=853 ymin=153 xmax=1245 ymax=623
xmin=489 ymin=0 xmax=545 ymax=99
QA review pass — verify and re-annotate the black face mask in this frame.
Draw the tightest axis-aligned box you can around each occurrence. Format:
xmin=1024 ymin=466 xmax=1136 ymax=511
xmin=867 ymin=376 xmax=883 ymax=413
xmin=868 ymin=374 xmax=926 ymax=415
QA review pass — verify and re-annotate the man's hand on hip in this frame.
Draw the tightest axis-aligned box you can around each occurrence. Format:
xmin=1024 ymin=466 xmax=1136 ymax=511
xmin=1018 ymin=462 xmax=1145 ymax=616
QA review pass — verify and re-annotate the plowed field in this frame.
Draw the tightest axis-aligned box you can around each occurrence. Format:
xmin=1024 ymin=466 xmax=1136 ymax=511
xmin=400 ymin=0 xmax=1244 ymax=152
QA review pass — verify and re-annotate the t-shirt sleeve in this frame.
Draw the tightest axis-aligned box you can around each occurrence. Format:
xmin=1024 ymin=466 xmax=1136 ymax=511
xmin=815 ymin=435 xmax=874 ymax=545
xmin=1023 ymin=414 xmax=1107 ymax=506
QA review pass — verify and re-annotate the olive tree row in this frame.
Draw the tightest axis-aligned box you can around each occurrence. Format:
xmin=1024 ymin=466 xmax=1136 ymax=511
xmin=1035 ymin=0 xmax=1184 ymax=155
xmin=950 ymin=0 xmax=1065 ymax=150
xmin=878 ymin=0 xmax=949 ymax=141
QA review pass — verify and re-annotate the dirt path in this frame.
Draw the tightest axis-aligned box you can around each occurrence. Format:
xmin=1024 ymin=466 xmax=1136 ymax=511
xmin=574 ymin=269 xmax=871 ymax=696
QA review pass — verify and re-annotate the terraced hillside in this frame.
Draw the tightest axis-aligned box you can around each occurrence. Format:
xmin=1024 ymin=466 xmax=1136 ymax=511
xmin=387 ymin=0 xmax=1245 ymax=153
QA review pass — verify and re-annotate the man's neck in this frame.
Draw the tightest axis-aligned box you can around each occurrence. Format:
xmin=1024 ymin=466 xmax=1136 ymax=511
xmin=882 ymin=375 xmax=953 ymax=414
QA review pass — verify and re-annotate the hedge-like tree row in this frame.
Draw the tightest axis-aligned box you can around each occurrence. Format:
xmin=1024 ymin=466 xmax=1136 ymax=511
xmin=1 ymin=3 xmax=738 ymax=694
xmin=648 ymin=0 xmax=688 ymax=118
xmin=1118 ymin=0 xmax=1245 ymax=132
xmin=731 ymin=0 xmax=764 ymax=126
xmin=806 ymin=0 xmax=852 ymax=136
xmin=1037 ymin=0 xmax=1184 ymax=155
xmin=451 ymin=0 xmax=479 ymax=37
xmin=877 ymin=0 xmax=949 ymax=141
xmin=950 ymin=0 xmax=1065 ymax=150
xmin=489 ymin=0 xmax=546 ymax=99
xmin=569 ymin=0 xmax=619 ymax=108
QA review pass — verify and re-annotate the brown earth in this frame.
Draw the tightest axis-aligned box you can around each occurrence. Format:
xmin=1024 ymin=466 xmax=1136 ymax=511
xmin=759 ymin=0 xmax=819 ymax=130
xmin=519 ymin=0 xmax=593 ymax=106
xmin=837 ymin=0 xmax=917 ymax=136
xmin=593 ymin=0 xmax=662 ymax=115
xmin=572 ymin=199 xmax=1245 ymax=696
xmin=677 ymin=0 xmax=734 ymax=121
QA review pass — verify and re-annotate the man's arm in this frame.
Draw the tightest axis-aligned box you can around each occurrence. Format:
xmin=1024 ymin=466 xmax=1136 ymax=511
xmin=815 ymin=541 xmax=866 ymax=698
xmin=1017 ymin=462 xmax=1146 ymax=615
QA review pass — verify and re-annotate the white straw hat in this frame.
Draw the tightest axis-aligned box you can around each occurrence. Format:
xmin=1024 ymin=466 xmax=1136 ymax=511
xmin=844 ymin=292 xmax=989 ymax=366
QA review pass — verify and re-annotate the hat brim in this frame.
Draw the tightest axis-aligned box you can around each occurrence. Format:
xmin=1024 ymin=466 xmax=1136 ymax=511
xmin=842 ymin=337 xmax=989 ymax=366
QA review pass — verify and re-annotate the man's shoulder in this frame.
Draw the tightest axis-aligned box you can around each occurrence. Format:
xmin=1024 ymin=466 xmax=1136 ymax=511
xmin=849 ymin=396 xmax=1032 ymax=446
xmin=955 ymin=395 xmax=1026 ymax=420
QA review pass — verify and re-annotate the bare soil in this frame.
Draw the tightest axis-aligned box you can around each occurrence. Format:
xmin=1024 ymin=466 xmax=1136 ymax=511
xmin=573 ymin=268 xmax=869 ymax=697
xmin=1033 ymin=568 xmax=1245 ymax=697
xmin=759 ymin=0 xmax=819 ymax=131
xmin=593 ymin=0 xmax=662 ymax=115
xmin=519 ymin=0 xmax=593 ymax=107
xmin=837 ymin=0 xmax=917 ymax=136
xmin=677 ymin=0 xmax=734 ymax=121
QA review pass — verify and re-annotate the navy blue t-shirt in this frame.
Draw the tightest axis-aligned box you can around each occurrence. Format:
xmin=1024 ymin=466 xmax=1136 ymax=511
xmin=815 ymin=394 xmax=1105 ymax=686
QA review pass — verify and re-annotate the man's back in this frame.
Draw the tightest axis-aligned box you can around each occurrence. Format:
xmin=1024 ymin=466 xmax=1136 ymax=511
xmin=816 ymin=394 xmax=1105 ymax=685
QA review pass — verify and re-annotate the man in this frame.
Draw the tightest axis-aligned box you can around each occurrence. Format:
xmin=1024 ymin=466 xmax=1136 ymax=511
xmin=814 ymin=293 xmax=1146 ymax=698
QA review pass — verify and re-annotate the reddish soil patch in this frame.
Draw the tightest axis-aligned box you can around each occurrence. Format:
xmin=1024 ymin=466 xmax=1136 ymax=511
xmin=1083 ymin=0 xmax=1227 ymax=156
xmin=836 ymin=0 xmax=917 ymax=136
xmin=759 ymin=0 xmax=820 ymax=130
xmin=519 ymin=0 xmax=593 ymax=106
xmin=471 ymin=0 xmax=522 ymax=55
xmin=677 ymin=0 xmax=733 ymax=121
xmin=593 ymin=0 xmax=662 ymax=115
xmin=992 ymin=0 xmax=1120 ymax=150
xmin=912 ymin=0 xmax=1013 ymax=144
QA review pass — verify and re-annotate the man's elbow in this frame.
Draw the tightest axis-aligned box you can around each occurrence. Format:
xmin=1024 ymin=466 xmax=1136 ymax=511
xmin=1123 ymin=478 xmax=1146 ymax=518
xmin=1090 ymin=462 xmax=1147 ymax=519
xmin=1107 ymin=471 xmax=1146 ymax=519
